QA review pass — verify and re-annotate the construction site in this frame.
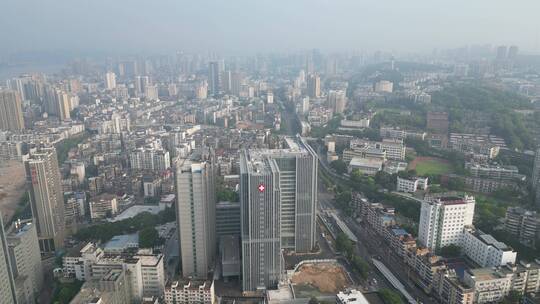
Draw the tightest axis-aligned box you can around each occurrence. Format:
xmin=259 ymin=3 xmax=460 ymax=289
xmin=290 ymin=261 xmax=353 ymax=297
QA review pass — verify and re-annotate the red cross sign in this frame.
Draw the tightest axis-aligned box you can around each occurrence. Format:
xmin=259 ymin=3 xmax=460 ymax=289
xmin=258 ymin=184 xmax=265 ymax=192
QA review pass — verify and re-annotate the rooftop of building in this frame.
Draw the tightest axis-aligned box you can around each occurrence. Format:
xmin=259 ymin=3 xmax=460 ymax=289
xmin=103 ymin=233 xmax=139 ymax=252
xmin=349 ymin=157 xmax=384 ymax=167
xmin=336 ymin=289 xmax=370 ymax=304
xmin=220 ymin=235 xmax=240 ymax=263
xmin=167 ymin=280 xmax=213 ymax=290
xmin=467 ymin=268 xmax=508 ymax=281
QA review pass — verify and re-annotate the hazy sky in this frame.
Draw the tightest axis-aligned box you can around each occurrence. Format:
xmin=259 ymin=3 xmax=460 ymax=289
xmin=1 ymin=0 xmax=539 ymax=55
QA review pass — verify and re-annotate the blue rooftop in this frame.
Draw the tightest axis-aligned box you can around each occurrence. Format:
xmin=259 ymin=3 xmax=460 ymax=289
xmin=391 ymin=228 xmax=409 ymax=236
xmin=104 ymin=233 xmax=139 ymax=252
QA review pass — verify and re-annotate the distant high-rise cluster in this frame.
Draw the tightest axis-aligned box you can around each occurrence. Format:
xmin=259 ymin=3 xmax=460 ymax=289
xmin=307 ymin=74 xmax=320 ymax=98
xmin=0 ymin=90 xmax=25 ymax=132
xmin=533 ymin=148 xmax=540 ymax=206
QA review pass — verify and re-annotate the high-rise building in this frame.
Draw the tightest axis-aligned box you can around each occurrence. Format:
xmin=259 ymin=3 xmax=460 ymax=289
xmin=105 ymin=71 xmax=117 ymax=90
xmin=145 ymin=84 xmax=159 ymax=100
xmin=533 ymin=149 xmax=540 ymax=206
xmin=0 ymin=90 xmax=25 ymax=132
xmin=307 ymin=74 xmax=320 ymax=98
xmin=216 ymin=201 xmax=241 ymax=238
xmin=175 ymin=152 xmax=216 ymax=279
xmin=46 ymin=89 xmax=73 ymax=121
xmin=240 ymin=137 xmax=318 ymax=291
xmin=221 ymin=70 xmax=232 ymax=94
xmin=533 ymin=149 xmax=540 ymax=189
xmin=230 ymin=72 xmax=243 ymax=96
xmin=135 ymin=76 xmax=150 ymax=96
xmin=508 ymin=46 xmax=519 ymax=59
xmin=24 ymin=147 xmax=65 ymax=252
xmin=208 ymin=61 xmax=222 ymax=96
xmin=7 ymin=220 xmax=44 ymax=302
xmin=418 ymin=194 xmax=475 ymax=250
xmin=0 ymin=213 xmax=17 ymax=304
xmin=327 ymin=90 xmax=347 ymax=114
xmin=496 ymin=45 xmax=508 ymax=60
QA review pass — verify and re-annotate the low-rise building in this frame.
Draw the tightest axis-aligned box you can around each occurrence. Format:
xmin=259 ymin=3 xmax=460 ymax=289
xmin=436 ymin=270 xmax=475 ymax=304
xmin=62 ymin=243 xmax=164 ymax=301
xmin=89 ymin=194 xmax=118 ymax=220
xmin=464 ymin=268 xmax=513 ymax=303
xmin=397 ymin=176 xmax=429 ymax=193
xmin=164 ymin=280 xmax=215 ymax=304
xmin=505 ymin=207 xmax=540 ymax=248
xmin=461 ymin=227 xmax=517 ymax=267
xmin=348 ymin=157 xmax=383 ymax=175
xmin=336 ymin=289 xmax=369 ymax=304
xmin=70 ymin=269 xmax=132 ymax=304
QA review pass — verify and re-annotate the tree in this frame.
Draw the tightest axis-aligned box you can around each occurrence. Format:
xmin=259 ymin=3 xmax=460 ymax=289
xmin=379 ymin=288 xmax=404 ymax=304
xmin=350 ymin=255 xmax=369 ymax=279
xmin=501 ymin=290 xmax=522 ymax=304
xmin=308 ymin=297 xmax=319 ymax=304
xmin=139 ymin=227 xmax=159 ymax=248
xmin=217 ymin=188 xmax=239 ymax=202
xmin=335 ymin=190 xmax=352 ymax=213
xmin=330 ymin=159 xmax=347 ymax=174
xmin=335 ymin=232 xmax=353 ymax=257
xmin=52 ymin=280 xmax=83 ymax=304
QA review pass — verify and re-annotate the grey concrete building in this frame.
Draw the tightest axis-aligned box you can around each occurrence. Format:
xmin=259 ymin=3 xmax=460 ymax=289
xmin=0 ymin=90 xmax=25 ymax=132
xmin=240 ymin=136 xmax=317 ymax=291
xmin=0 ymin=213 xmax=17 ymax=304
xmin=175 ymin=151 xmax=216 ymax=279
xmin=24 ymin=147 xmax=65 ymax=252
xmin=7 ymin=221 xmax=43 ymax=302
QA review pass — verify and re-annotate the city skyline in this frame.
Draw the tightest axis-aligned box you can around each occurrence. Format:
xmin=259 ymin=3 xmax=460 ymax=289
xmin=1 ymin=0 xmax=540 ymax=56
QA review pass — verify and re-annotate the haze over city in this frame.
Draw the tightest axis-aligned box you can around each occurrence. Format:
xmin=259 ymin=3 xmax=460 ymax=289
xmin=1 ymin=0 xmax=540 ymax=55
xmin=3 ymin=1 xmax=540 ymax=304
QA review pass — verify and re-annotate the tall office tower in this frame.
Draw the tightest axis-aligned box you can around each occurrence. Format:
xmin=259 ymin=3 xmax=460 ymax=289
xmin=533 ymin=149 xmax=540 ymax=206
xmin=105 ymin=71 xmax=117 ymax=90
xmin=175 ymin=151 xmax=216 ymax=279
xmin=230 ymin=72 xmax=243 ymax=96
xmin=24 ymin=147 xmax=65 ymax=252
xmin=418 ymin=194 xmax=476 ymax=250
xmin=221 ymin=70 xmax=232 ymax=94
xmin=208 ymin=61 xmax=222 ymax=96
xmin=55 ymin=90 xmax=72 ymax=121
xmin=325 ymin=57 xmax=338 ymax=75
xmin=327 ymin=90 xmax=347 ymax=114
xmin=0 ymin=90 xmax=25 ymax=132
xmin=496 ymin=45 xmax=508 ymax=60
xmin=0 ymin=213 xmax=17 ymax=304
xmin=135 ymin=76 xmax=150 ymax=96
xmin=7 ymin=221 xmax=43 ymax=301
xmin=145 ymin=85 xmax=159 ymax=100
xmin=305 ymin=55 xmax=315 ymax=75
xmin=240 ymin=137 xmax=318 ymax=291
xmin=508 ymin=46 xmax=519 ymax=59
xmin=6 ymin=77 xmax=27 ymax=100
xmin=307 ymin=74 xmax=321 ymax=98
xmin=532 ymin=148 xmax=540 ymax=189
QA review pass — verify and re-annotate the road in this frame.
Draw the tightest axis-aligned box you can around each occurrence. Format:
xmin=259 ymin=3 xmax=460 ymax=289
xmin=313 ymin=151 xmax=435 ymax=303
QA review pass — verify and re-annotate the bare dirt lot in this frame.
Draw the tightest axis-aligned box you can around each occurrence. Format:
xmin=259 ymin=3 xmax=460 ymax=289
xmin=291 ymin=262 xmax=351 ymax=294
xmin=0 ymin=160 xmax=27 ymax=222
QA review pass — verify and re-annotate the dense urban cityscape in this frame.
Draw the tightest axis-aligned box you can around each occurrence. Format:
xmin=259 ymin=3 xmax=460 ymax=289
xmin=2 ymin=2 xmax=540 ymax=304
